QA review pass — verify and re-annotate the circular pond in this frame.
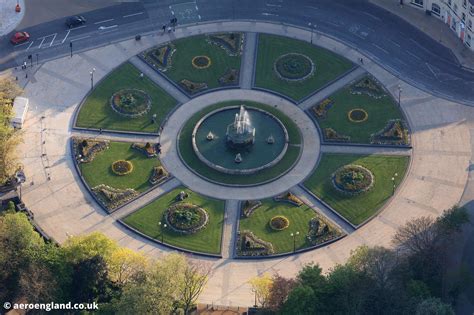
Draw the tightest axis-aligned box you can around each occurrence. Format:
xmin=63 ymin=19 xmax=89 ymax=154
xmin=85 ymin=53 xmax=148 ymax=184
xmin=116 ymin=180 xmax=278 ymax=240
xmin=192 ymin=106 xmax=289 ymax=174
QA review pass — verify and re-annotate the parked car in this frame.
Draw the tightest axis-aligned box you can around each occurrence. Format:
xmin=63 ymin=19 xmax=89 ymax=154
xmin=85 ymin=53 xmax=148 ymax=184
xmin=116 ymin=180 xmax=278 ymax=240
xmin=66 ymin=15 xmax=86 ymax=28
xmin=10 ymin=32 xmax=30 ymax=45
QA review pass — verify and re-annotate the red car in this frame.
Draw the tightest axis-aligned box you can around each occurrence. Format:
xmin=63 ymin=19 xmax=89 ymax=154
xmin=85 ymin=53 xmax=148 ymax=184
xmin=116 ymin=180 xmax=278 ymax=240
xmin=10 ymin=32 xmax=30 ymax=45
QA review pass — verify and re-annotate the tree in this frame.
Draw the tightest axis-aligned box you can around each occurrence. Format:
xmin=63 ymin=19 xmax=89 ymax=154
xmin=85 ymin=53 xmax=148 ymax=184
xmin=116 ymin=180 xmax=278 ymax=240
xmin=435 ymin=206 xmax=469 ymax=235
xmin=248 ymin=273 xmax=273 ymax=308
xmin=19 ymin=261 xmax=57 ymax=303
xmin=415 ymin=297 xmax=455 ymax=315
xmin=0 ymin=78 xmax=22 ymax=185
xmin=267 ymin=274 xmax=296 ymax=312
xmin=179 ymin=260 xmax=212 ymax=314
xmin=107 ymin=247 xmax=148 ymax=286
xmin=393 ymin=217 xmax=438 ymax=256
xmin=62 ymin=232 xmax=119 ymax=263
xmin=296 ymin=263 xmax=328 ymax=310
xmin=280 ymin=285 xmax=316 ymax=315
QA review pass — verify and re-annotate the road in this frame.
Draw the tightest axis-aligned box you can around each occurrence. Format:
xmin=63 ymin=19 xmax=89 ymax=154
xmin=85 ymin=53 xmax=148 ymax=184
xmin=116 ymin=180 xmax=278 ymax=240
xmin=1 ymin=0 xmax=474 ymax=106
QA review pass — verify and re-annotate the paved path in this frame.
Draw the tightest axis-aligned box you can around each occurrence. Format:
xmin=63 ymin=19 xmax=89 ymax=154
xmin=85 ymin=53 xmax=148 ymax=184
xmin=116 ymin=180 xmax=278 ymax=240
xmin=221 ymin=200 xmax=239 ymax=259
xmin=129 ymin=56 xmax=190 ymax=104
xmin=240 ymin=32 xmax=257 ymax=89
xmin=291 ymin=185 xmax=355 ymax=234
xmin=72 ymin=130 xmax=158 ymax=143
xmin=16 ymin=22 xmax=473 ymax=307
xmin=321 ymin=144 xmax=412 ymax=156
xmin=0 ymin=0 xmax=25 ymax=35
xmin=159 ymin=89 xmax=320 ymax=200
xmin=299 ymin=67 xmax=366 ymax=110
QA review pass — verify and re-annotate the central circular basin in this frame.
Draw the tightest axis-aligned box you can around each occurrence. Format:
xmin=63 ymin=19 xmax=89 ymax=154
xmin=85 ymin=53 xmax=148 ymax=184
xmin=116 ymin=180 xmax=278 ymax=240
xmin=192 ymin=106 xmax=289 ymax=174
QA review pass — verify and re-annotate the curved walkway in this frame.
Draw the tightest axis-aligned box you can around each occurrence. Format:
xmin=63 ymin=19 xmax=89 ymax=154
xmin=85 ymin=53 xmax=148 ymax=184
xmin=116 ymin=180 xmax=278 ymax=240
xmin=17 ymin=21 xmax=473 ymax=306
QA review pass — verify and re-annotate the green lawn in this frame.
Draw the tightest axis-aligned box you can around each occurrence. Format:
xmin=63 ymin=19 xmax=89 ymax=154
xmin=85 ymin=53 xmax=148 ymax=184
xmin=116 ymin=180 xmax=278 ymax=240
xmin=80 ymin=141 xmax=160 ymax=192
xmin=178 ymin=101 xmax=302 ymax=185
xmin=304 ymin=154 xmax=410 ymax=225
xmin=122 ymin=187 xmax=225 ymax=254
xmin=317 ymin=86 xmax=403 ymax=144
xmin=75 ymin=62 xmax=177 ymax=133
xmin=163 ymin=35 xmax=241 ymax=90
xmin=255 ymin=34 xmax=353 ymax=102
xmin=239 ymin=199 xmax=316 ymax=253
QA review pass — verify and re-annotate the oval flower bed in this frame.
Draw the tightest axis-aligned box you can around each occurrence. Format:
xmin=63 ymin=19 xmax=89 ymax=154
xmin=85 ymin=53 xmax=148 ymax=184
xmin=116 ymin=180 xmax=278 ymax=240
xmin=348 ymin=108 xmax=368 ymax=123
xmin=165 ymin=203 xmax=209 ymax=234
xmin=111 ymin=160 xmax=134 ymax=176
xmin=269 ymin=215 xmax=290 ymax=231
xmin=274 ymin=53 xmax=314 ymax=81
xmin=192 ymin=55 xmax=212 ymax=69
xmin=110 ymin=89 xmax=152 ymax=118
xmin=332 ymin=164 xmax=374 ymax=195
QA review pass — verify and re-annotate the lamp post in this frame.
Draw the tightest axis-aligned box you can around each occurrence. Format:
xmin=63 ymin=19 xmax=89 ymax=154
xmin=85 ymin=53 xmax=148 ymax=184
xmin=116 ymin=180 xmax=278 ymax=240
xmin=158 ymin=221 xmax=167 ymax=243
xmin=90 ymin=68 xmax=96 ymax=91
xmin=308 ymin=22 xmax=315 ymax=44
xmin=391 ymin=172 xmax=398 ymax=195
xmin=398 ymin=85 xmax=402 ymax=107
xmin=290 ymin=231 xmax=300 ymax=253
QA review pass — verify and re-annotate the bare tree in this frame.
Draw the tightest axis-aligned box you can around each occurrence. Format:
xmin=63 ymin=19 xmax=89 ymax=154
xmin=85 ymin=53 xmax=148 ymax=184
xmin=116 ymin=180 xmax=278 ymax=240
xmin=392 ymin=216 xmax=438 ymax=256
xmin=179 ymin=259 xmax=212 ymax=314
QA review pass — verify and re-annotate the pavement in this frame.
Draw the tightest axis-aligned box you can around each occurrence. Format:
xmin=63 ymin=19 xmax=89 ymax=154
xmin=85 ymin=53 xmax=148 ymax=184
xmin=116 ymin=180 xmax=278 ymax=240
xmin=0 ymin=0 xmax=25 ymax=36
xmin=370 ymin=0 xmax=474 ymax=70
xmin=15 ymin=21 xmax=474 ymax=307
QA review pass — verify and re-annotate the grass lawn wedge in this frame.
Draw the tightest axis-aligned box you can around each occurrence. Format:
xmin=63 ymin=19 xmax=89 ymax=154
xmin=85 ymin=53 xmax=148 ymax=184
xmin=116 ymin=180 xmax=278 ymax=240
xmin=304 ymin=154 xmax=410 ymax=226
xmin=75 ymin=62 xmax=177 ymax=133
xmin=237 ymin=195 xmax=342 ymax=256
xmin=255 ymin=34 xmax=353 ymax=102
xmin=311 ymin=76 xmax=410 ymax=145
xmin=122 ymin=187 xmax=225 ymax=255
xmin=72 ymin=138 xmax=166 ymax=212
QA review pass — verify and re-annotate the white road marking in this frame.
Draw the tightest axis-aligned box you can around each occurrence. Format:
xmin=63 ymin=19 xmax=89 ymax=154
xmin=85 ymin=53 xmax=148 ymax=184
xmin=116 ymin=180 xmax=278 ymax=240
xmin=266 ymin=3 xmax=282 ymax=7
xmin=98 ymin=25 xmax=118 ymax=30
xmin=362 ymin=12 xmax=381 ymax=21
xmin=61 ymin=30 xmax=71 ymax=43
xmin=123 ymin=12 xmax=144 ymax=18
xmin=26 ymin=41 xmax=34 ymax=50
xmin=38 ymin=37 xmax=46 ymax=49
xmin=407 ymin=50 xmax=421 ymax=60
xmin=389 ymin=39 xmax=401 ymax=48
xmin=94 ymin=19 xmax=114 ymax=25
xmin=99 ymin=29 xmax=119 ymax=35
xmin=70 ymin=25 xmax=87 ymax=30
xmin=49 ymin=33 xmax=57 ymax=47
xmin=372 ymin=43 xmax=389 ymax=54
xmin=13 ymin=41 xmax=30 ymax=48
xmin=425 ymin=62 xmax=439 ymax=78
xmin=70 ymin=35 xmax=91 ymax=42
xmin=262 ymin=12 xmax=279 ymax=16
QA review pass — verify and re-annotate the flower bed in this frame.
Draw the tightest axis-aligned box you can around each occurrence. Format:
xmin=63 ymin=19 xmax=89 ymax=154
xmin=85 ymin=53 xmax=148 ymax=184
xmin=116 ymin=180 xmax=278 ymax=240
xmin=332 ymin=164 xmax=374 ymax=195
xmin=347 ymin=108 xmax=368 ymax=123
xmin=111 ymin=160 xmax=133 ymax=176
xmin=110 ymin=89 xmax=151 ymax=118
xmin=142 ymin=44 xmax=176 ymax=71
xmin=274 ymin=53 xmax=315 ymax=82
xmin=371 ymin=119 xmax=410 ymax=146
xmin=179 ymin=79 xmax=208 ymax=94
xmin=241 ymin=200 xmax=262 ymax=218
xmin=149 ymin=166 xmax=168 ymax=185
xmin=92 ymin=184 xmax=139 ymax=211
xmin=274 ymin=192 xmax=303 ymax=206
xmin=207 ymin=33 xmax=244 ymax=56
xmin=218 ymin=68 xmax=239 ymax=86
xmin=306 ymin=216 xmax=342 ymax=245
xmin=311 ymin=98 xmax=333 ymax=119
xmin=72 ymin=137 xmax=109 ymax=163
xmin=269 ymin=215 xmax=290 ymax=231
xmin=237 ymin=230 xmax=274 ymax=256
xmin=323 ymin=128 xmax=350 ymax=142
xmin=350 ymin=76 xmax=386 ymax=99
xmin=192 ymin=55 xmax=211 ymax=69
xmin=131 ymin=142 xmax=157 ymax=157
xmin=165 ymin=203 xmax=209 ymax=234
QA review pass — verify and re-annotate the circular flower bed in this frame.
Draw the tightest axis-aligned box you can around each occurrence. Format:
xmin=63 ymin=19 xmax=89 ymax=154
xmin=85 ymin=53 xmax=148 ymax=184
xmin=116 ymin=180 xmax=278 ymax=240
xmin=165 ymin=203 xmax=209 ymax=234
xmin=332 ymin=165 xmax=374 ymax=195
xmin=274 ymin=53 xmax=315 ymax=81
xmin=269 ymin=215 xmax=290 ymax=231
xmin=110 ymin=89 xmax=151 ymax=118
xmin=111 ymin=160 xmax=134 ymax=176
xmin=192 ymin=55 xmax=211 ymax=69
xmin=348 ymin=108 xmax=368 ymax=123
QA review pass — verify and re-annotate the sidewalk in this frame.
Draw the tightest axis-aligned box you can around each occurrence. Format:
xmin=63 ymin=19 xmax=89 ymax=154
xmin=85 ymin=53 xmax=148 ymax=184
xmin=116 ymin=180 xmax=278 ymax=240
xmin=370 ymin=0 xmax=474 ymax=70
xmin=0 ymin=0 xmax=25 ymax=36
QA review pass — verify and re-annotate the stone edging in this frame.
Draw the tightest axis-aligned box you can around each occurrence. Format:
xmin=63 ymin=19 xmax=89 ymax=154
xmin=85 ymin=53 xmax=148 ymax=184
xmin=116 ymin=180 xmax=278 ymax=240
xmin=190 ymin=105 xmax=289 ymax=175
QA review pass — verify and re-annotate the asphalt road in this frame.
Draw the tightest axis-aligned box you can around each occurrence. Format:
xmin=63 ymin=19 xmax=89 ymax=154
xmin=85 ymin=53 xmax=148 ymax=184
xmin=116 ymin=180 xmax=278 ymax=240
xmin=1 ymin=0 xmax=473 ymax=105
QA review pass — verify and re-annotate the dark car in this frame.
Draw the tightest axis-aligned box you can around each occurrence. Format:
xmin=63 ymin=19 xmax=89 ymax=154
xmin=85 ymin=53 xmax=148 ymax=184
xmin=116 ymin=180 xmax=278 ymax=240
xmin=66 ymin=15 xmax=86 ymax=28
xmin=10 ymin=32 xmax=30 ymax=45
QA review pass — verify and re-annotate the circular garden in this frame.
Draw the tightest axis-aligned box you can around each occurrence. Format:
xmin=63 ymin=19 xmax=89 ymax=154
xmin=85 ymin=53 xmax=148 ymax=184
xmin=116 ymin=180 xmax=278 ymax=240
xmin=110 ymin=89 xmax=152 ymax=117
xmin=348 ymin=108 xmax=368 ymax=123
xmin=332 ymin=164 xmax=374 ymax=195
xmin=192 ymin=55 xmax=212 ymax=69
xmin=165 ymin=203 xmax=209 ymax=234
xmin=269 ymin=215 xmax=289 ymax=231
xmin=274 ymin=53 xmax=314 ymax=81
xmin=111 ymin=160 xmax=134 ymax=176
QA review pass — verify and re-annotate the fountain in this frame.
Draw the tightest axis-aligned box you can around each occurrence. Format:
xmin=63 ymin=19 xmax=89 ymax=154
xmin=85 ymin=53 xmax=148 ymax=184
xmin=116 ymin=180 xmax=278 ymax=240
xmin=206 ymin=131 xmax=214 ymax=141
xmin=235 ymin=153 xmax=243 ymax=163
xmin=226 ymin=106 xmax=256 ymax=149
xmin=267 ymin=135 xmax=275 ymax=144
